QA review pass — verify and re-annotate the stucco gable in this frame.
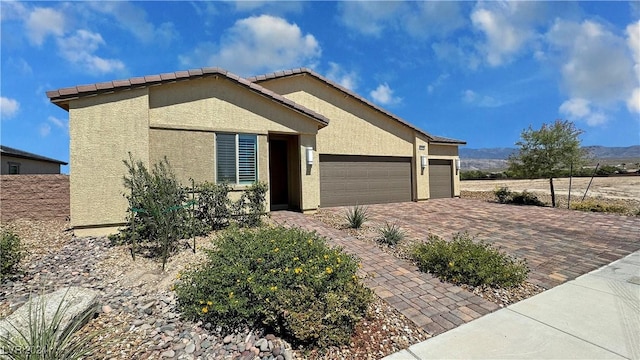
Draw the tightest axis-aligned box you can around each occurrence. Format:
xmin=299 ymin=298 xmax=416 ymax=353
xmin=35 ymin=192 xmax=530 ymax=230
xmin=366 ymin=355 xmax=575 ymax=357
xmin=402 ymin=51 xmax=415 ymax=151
xmin=46 ymin=67 xmax=329 ymax=129
xmin=249 ymin=68 xmax=466 ymax=145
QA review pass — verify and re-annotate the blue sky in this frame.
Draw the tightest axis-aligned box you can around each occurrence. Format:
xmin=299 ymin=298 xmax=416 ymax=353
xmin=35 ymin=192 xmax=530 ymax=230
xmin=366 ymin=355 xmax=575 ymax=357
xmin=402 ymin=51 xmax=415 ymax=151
xmin=1 ymin=1 xmax=639 ymax=173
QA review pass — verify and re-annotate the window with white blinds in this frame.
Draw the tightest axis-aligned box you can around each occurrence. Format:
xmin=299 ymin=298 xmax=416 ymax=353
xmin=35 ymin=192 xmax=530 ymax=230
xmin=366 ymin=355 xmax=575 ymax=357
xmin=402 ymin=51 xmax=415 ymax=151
xmin=216 ymin=133 xmax=257 ymax=184
xmin=238 ymin=134 xmax=257 ymax=184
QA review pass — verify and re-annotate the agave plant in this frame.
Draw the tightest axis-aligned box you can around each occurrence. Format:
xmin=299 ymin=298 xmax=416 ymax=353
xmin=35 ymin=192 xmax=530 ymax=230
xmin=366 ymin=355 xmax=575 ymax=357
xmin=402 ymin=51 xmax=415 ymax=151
xmin=0 ymin=289 xmax=99 ymax=360
xmin=345 ymin=205 xmax=369 ymax=229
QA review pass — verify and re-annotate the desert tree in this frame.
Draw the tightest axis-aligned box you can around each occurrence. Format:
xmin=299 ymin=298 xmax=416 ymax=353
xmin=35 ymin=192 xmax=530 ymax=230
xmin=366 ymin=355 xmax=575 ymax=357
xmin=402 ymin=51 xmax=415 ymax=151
xmin=507 ymin=120 xmax=587 ymax=207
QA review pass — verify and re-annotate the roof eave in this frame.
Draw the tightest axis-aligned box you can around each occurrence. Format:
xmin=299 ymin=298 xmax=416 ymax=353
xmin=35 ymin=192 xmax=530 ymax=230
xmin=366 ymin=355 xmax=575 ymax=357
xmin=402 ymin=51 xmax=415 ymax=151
xmin=249 ymin=68 xmax=442 ymax=140
xmin=46 ymin=68 xmax=330 ymax=128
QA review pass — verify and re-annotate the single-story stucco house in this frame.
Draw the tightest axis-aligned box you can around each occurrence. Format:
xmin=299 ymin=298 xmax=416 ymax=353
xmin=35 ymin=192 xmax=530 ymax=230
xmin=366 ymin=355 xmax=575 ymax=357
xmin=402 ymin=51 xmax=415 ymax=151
xmin=0 ymin=145 xmax=68 ymax=175
xmin=47 ymin=67 xmax=464 ymax=236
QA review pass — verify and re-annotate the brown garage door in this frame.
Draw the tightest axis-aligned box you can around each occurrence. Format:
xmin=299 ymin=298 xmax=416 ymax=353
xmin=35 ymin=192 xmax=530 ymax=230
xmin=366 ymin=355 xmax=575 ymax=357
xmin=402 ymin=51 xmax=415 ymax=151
xmin=320 ymin=155 xmax=412 ymax=207
xmin=429 ymin=159 xmax=453 ymax=199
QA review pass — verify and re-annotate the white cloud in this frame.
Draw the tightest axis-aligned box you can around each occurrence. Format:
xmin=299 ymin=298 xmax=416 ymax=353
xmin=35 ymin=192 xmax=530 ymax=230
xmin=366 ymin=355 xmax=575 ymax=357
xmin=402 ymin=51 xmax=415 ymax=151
xmin=85 ymin=2 xmax=177 ymax=44
xmin=338 ymin=1 xmax=464 ymax=39
xmin=470 ymin=2 xmax=544 ymax=66
xmin=370 ymin=83 xmax=401 ymax=105
xmin=26 ymin=7 xmax=65 ymax=45
xmin=39 ymin=123 xmax=51 ymax=137
xmin=428 ymin=73 xmax=450 ymax=94
xmin=7 ymin=58 xmax=33 ymax=74
xmin=1 ymin=97 xmax=20 ymax=118
xmin=57 ymin=30 xmax=125 ymax=73
xmin=559 ymin=98 xmax=608 ymax=126
xmin=48 ymin=116 xmax=67 ymax=130
xmin=404 ymin=2 xmax=465 ymax=39
xmin=338 ymin=1 xmax=403 ymax=36
xmin=181 ymin=15 xmax=320 ymax=76
xmin=627 ymin=88 xmax=640 ymax=114
xmin=547 ymin=19 xmax=635 ymax=105
xmin=326 ymin=62 xmax=358 ymax=90
xmin=432 ymin=41 xmax=481 ymax=71
xmin=626 ymin=21 xmax=640 ymax=113
xmin=627 ymin=21 xmax=640 ymax=66
xmin=232 ymin=1 xmax=304 ymax=14
xmin=462 ymin=89 xmax=504 ymax=107
xmin=0 ymin=1 xmax=28 ymax=21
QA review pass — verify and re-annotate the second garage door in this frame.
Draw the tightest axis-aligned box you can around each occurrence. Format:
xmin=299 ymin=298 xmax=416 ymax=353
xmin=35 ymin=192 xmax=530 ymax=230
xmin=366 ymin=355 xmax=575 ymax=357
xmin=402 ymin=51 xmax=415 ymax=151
xmin=429 ymin=159 xmax=453 ymax=199
xmin=320 ymin=155 xmax=412 ymax=207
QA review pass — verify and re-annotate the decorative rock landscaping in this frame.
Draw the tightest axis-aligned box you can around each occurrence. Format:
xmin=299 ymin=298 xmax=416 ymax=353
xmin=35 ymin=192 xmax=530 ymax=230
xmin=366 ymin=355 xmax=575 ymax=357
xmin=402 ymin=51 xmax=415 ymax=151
xmin=0 ymin=235 xmax=295 ymax=359
xmin=1 ymin=220 xmax=429 ymax=359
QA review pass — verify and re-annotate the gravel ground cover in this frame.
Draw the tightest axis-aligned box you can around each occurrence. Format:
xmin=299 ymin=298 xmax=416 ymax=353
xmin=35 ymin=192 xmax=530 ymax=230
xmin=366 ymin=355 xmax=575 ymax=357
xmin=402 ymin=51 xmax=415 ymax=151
xmin=312 ymin=211 xmax=545 ymax=309
xmin=1 ymin=219 xmax=429 ymax=359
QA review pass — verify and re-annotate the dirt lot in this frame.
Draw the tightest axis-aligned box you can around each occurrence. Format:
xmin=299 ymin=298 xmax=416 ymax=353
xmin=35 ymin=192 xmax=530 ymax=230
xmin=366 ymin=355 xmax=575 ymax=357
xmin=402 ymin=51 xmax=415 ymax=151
xmin=462 ymin=176 xmax=640 ymax=201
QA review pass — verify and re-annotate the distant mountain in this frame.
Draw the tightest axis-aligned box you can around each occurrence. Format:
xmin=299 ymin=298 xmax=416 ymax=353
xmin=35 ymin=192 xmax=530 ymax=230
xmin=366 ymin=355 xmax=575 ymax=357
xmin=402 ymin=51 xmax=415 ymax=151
xmin=583 ymin=145 xmax=640 ymax=158
xmin=459 ymin=148 xmax=516 ymax=159
xmin=460 ymin=145 xmax=640 ymax=160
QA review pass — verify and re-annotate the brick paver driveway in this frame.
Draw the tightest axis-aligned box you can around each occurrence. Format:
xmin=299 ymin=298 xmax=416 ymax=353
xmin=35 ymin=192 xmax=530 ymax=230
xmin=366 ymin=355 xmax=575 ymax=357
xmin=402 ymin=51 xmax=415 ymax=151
xmin=359 ymin=199 xmax=640 ymax=289
xmin=272 ymin=199 xmax=640 ymax=336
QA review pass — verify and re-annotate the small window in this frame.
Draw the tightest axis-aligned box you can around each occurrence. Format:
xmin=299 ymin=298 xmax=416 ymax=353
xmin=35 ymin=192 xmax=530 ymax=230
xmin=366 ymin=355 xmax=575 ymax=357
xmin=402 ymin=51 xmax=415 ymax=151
xmin=8 ymin=162 xmax=20 ymax=175
xmin=216 ymin=133 xmax=257 ymax=184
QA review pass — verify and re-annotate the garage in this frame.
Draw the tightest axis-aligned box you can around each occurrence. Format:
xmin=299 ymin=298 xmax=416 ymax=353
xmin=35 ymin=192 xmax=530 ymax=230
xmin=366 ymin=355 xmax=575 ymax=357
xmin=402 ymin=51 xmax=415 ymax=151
xmin=429 ymin=159 xmax=453 ymax=199
xmin=319 ymin=155 xmax=412 ymax=207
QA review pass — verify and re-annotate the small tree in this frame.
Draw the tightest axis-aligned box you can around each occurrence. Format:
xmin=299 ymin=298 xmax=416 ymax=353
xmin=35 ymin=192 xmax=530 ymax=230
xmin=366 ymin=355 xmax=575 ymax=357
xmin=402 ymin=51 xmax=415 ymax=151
xmin=508 ymin=120 xmax=587 ymax=207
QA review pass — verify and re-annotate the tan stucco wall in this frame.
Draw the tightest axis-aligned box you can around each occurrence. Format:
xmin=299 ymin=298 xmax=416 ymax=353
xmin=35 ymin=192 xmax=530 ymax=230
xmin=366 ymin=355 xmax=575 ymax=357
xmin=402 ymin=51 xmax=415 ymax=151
xmin=429 ymin=144 xmax=459 ymax=157
xmin=69 ymin=88 xmax=149 ymax=230
xmin=414 ymin=135 xmax=430 ymax=201
xmin=428 ymin=144 xmax=461 ymax=197
xmin=1 ymin=155 xmax=61 ymax=174
xmin=258 ymin=76 xmax=415 ymax=157
xmin=149 ymin=129 xmax=215 ymax=185
xmin=298 ymin=134 xmax=319 ymax=211
xmin=66 ymin=76 xmax=326 ymax=234
xmin=148 ymin=77 xmax=318 ymax=135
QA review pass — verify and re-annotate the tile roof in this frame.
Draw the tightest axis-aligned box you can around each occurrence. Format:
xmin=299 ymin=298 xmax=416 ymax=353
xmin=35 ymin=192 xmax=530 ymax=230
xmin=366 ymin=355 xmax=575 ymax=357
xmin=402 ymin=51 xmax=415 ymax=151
xmin=247 ymin=68 xmax=466 ymax=145
xmin=46 ymin=67 xmax=329 ymax=128
xmin=1 ymin=145 xmax=68 ymax=165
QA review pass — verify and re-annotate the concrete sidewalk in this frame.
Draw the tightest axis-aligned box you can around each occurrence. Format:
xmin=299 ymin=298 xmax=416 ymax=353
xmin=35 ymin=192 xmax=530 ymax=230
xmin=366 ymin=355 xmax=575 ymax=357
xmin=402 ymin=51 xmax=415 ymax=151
xmin=384 ymin=250 xmax=640 ymax=360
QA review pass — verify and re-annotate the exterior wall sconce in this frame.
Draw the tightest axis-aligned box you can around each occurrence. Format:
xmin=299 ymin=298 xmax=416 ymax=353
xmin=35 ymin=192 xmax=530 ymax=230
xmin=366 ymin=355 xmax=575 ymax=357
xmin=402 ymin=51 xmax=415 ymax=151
xmin=306 ymin=147 xmax=314 ymax=166
xmin=420 ymin=155 xmax=428 ymax=169
xmin=455 ymin=159 xmax=461 ymax=170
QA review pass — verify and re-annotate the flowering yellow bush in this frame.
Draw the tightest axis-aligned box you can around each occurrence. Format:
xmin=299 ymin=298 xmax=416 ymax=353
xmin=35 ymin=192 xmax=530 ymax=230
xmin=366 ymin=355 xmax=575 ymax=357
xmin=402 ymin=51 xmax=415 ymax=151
xmin=174 ymin=226 xmax=372 ymax=348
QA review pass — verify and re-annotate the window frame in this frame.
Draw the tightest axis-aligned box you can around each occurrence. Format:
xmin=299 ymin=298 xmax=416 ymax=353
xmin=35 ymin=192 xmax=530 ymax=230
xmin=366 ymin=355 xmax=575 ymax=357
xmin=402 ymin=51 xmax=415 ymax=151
xmin=215 ymin=133 xmax=258 ymax=185
xmin=8 ymin=162 xmax=20 ymax=175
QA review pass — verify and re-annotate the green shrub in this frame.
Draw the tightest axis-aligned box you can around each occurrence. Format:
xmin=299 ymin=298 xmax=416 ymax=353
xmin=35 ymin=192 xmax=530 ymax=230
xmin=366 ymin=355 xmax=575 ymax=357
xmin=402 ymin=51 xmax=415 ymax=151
xmin=571 ymin=200 xmax=628 ymax=214
xmin=494 ymin=187 xmax=545 ymax=207
xmin=345 ymin=205 xmax=369 ymax=229
xmin=194 ymin=182 xmax=232 ymax=231
xmin=460 ymin=170 xmax=488 ymax=180
xmin=0 ymin=290 xmax=100 ymax=359
xmin=1 ymin=229 xmax=25 ymax=281
xmin=494 ymin=186 xmax=512 ymax=204
xmin=510 ymin=190 xmax=545 ymax=206
xmin=412 ymin=233 xmax=529 ymax=288
xmin=377 ymin=223 xmax=405 ymax=246
xmin=117 ymin=154 xmax=190 ymax=269
xmin=596 ymin=165 xmax=622 ymax=176
xmin=174 ymin=226 xmax=372 ymax=348
xmin=233 ymin=182 xmax=268 ymax=227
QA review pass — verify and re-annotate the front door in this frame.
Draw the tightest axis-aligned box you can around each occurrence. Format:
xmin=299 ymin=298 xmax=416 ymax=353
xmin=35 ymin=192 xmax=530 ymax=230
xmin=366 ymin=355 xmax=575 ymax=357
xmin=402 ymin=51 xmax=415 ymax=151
xmin=269 ymin=139 xmax=289 ymax=210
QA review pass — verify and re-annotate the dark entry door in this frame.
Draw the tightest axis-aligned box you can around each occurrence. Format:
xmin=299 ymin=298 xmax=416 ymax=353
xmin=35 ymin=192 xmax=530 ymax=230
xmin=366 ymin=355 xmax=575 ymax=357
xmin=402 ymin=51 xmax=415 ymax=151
xmin=269 ymin=140 xmax=289 ymax=209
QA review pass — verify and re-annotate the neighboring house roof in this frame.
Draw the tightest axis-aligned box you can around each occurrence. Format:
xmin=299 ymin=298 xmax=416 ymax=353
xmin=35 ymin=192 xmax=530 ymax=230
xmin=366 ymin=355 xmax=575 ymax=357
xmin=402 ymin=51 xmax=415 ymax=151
xmin=0 ymin=145 xmax=68 ymax=165
xmin=46 ymin=67 xmax=329 ymax=128
xmin=248 ymin=68 xmax=466 ymax=145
